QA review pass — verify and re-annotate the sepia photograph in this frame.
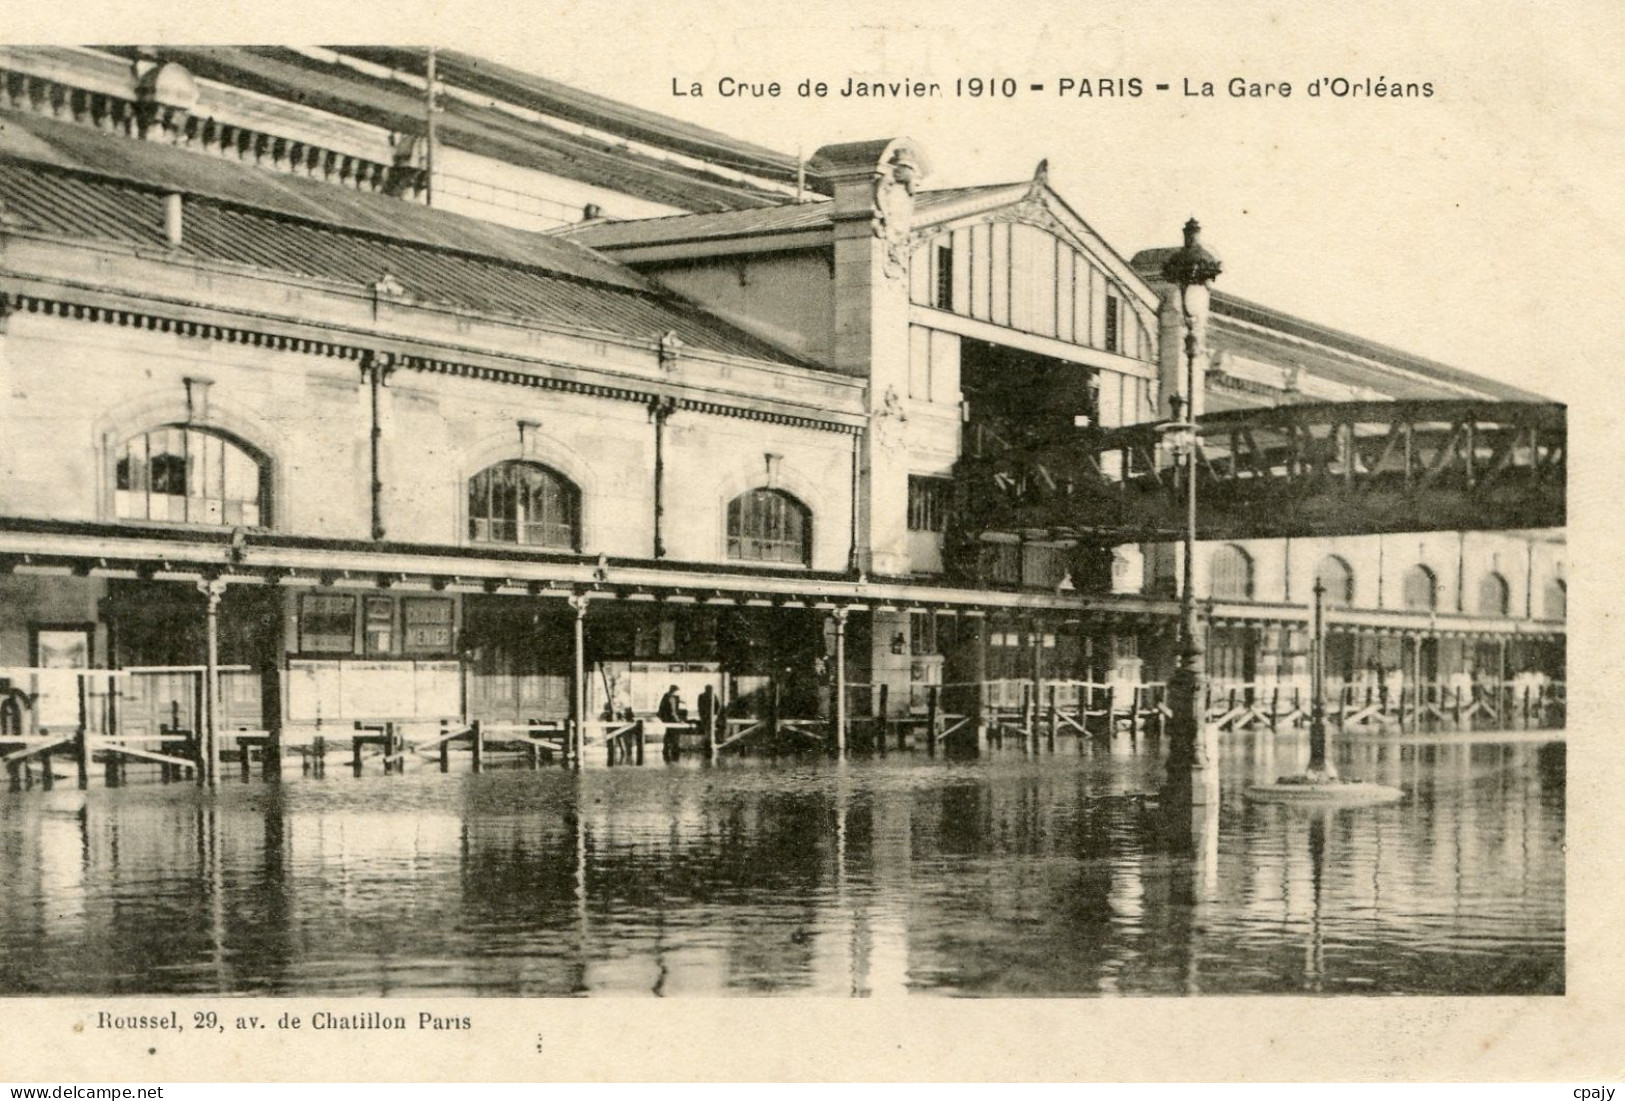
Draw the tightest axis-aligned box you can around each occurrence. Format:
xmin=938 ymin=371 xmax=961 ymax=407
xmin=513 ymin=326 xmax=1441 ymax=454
xmin=0 ymin=0 xmax=1617 ymax=1082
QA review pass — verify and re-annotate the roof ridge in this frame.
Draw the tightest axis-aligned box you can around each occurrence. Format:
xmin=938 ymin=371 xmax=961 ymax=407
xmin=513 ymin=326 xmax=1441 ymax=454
xmin=555 ymin=178 xmax=1038 ymax=243
xmin=920 ymin=179 xmax=1028 ymax=194
xmin=552 ymin=198 xmax=827 ymax=235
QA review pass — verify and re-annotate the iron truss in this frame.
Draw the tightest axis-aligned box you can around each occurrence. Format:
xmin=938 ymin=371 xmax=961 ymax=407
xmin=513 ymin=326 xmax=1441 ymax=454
xmin=953 ymin=399 xmax=1566 ymax=543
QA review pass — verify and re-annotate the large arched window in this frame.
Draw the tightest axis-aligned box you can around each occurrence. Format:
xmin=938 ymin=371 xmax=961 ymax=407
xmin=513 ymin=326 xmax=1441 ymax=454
xmin=1314 ymin=555 xmax=1355 ymax=607
xmin=468 ymin=461 xmax=579 ymax=549
xmin=1478 ymin=572 xmax=1511 ymax=616
xmin=1401 ymin=565 xmax=1438 ymax=611
xmin=115 ymin=425 xmax=266 ymax=526
xmin=1209 ymin=544 xmax=1253 ymax=600
xmin=727 ymin=488 xmax=810 ymax=565
xmin=1544 ymin=578 xmax=1566 ymax=620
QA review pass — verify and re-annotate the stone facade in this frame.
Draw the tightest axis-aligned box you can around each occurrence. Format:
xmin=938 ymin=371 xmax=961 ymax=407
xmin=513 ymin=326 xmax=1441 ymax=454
xmin=0 ymin=46 xmax=1565 ymax=748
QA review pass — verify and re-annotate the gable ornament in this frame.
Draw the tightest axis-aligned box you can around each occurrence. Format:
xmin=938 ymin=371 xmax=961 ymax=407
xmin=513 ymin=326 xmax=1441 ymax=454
xmin=873 ymin=147 xmax=924 ymax=280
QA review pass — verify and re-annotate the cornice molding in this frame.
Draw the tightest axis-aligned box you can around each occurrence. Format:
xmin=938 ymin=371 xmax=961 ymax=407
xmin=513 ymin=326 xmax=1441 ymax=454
xmin=1 ymin=289 xmax=865 ymax=436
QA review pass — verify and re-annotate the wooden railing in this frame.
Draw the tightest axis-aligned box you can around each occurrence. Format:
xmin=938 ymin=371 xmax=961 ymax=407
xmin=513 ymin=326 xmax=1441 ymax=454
xmin=1200 ymin=679 xmax=1564 ymax=732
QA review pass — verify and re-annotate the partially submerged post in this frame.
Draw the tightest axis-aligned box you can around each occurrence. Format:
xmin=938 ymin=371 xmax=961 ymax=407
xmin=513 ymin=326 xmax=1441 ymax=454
xmin=832 ymin=607 xmax=849 ymax=756
xmin=1249 ymin=579 xmax=1402 ymax=804
xmin=1305 ymin=579 xmax=1335 ymax=781
xmin=568 ymin=594 xmax=590 ymax=768
xmin=198 ymin=576 xmax=227 ymax=786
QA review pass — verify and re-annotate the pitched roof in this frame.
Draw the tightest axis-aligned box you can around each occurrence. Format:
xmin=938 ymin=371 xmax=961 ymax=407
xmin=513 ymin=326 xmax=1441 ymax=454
xmin=95 ymin=46 xmax=792 ymax=214
xmin=1130 ymin=250 xmax=1549 ymax=403
xmin=1210 ymin=290 xmax=1550 ymax=403
xmin=0 ymin=110 xmax=818 ymax=368
xmin=557 ymin=181 xmax=1025 ymax=251
xmin=337 ymin=47 xmax=802 ymax=184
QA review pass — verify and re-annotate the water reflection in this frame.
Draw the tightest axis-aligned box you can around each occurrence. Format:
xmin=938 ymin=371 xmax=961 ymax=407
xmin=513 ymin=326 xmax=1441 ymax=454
xmin=0 ymin=734 xmax=1563 ymax=996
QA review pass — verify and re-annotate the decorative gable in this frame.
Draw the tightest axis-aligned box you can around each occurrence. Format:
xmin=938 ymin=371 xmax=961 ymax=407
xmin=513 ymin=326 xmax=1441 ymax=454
xmin=906 ymin=167 xmax=1156 ymax=362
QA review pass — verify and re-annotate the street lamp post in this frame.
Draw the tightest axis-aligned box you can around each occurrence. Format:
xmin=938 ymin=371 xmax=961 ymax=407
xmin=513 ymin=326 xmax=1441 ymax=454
xmin=1161 ymin=219 xmax=1222 ymax=805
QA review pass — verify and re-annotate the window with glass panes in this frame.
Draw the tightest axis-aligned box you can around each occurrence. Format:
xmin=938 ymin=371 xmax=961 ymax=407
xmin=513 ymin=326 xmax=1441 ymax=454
xmin=298 ymin=594 xmax=356 ymax=654
xmin=1315 ymin=555 xmax=1355 ymax=606
xmin=1478 ymin=572 xmax=1511 ymax=616
xmin=934 ymin=242 xmax=954 ymax=310
xmin=908 ymin=476 xmax=951 ymax=532
xmin=726 ymin=489 xmax=810 ymax=564
xmin=1544 ymin=578 xmax=1565 ymax=619
xmin=1401 ymin=565 xmax=1437 ymax=611
xmin=114 ymin=426 xmax=265 ymax=526
xmin=910 ymin=225 xmax=1151 ymax=358
xmin=468 ymin=461 xmax=579 ymax=549
xmin=1210 ymin=544 xmax=1254 ymax=600
xmin=910 ymin=611 xmax=939 ymax=656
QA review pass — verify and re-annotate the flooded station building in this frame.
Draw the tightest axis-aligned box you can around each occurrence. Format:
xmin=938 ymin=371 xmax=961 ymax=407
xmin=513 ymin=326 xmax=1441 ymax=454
xmin=0 ymin=47 xmax=1564 ymax=758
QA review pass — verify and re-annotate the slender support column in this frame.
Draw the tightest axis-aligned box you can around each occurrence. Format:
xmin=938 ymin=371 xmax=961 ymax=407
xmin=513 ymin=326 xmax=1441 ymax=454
xmin=972 ymin=615 xmax=988 ymax=752
xmin=649 ymin=396 xmax=676 ymax=559
xmin=198 ymin=576 xmax=227 ymax=786
xmin=568 ymin=594 xmax=590 ymax=768
xmin=74 ymin=715 xmax=90 ymax=789
xmin=848 ymin=430 xmax=862 ymax=573
xmin=831 ymin=606 xmax=849 ymax=756
xmin=1165 ymin=407 xmax=1210 ymax=782
xmin=361 ymin=351 xmax=394 ymax=542
xmin=1307 ymin=579 xmax=1336 ymax=779
xmin=1498 ymin=636 xmax=1508 ymax=722
xmin=1029 ymin=616 xmax=1044 ymax=749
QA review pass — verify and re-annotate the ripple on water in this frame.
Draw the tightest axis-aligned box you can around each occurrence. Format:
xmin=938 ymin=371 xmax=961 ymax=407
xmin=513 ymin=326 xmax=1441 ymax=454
xmin=0 ymin=733 xmax=1563 ymax=996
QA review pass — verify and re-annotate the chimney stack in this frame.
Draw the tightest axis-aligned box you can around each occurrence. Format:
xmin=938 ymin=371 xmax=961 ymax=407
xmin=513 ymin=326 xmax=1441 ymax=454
xmin=163 ymin=193 xmax=183 ymax=248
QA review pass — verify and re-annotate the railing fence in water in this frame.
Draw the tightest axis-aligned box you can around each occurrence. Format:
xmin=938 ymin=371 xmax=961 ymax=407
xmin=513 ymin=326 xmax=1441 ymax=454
xmin=0 ymin=663 xmax=1565 ymax=787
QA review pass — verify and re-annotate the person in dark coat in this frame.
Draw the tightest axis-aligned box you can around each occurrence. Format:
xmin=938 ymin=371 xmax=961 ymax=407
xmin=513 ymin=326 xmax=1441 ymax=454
xmin=658 ymin=685 xmax=685 ymax=759
xmin=658 ymin=685 xmax=685 ymax=723
xmin=697 ymin=684 xmax=717 ymax=736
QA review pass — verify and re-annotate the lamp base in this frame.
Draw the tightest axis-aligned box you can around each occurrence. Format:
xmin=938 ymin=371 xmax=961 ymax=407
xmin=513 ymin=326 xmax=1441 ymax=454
xmin=1245 ymin=775 xmax=1404 ymax=803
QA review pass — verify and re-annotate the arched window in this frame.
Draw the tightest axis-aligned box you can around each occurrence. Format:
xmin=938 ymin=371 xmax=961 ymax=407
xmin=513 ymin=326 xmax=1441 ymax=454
xmin=1478 ymin=572 xmax=1511 ymax=616
xmin=115 ymin=425 xmax=266 ymax=526
xmin=727 ymin=488 xmax=810 ymax=565
xmin=1544 ymin=578 xmax=1566 ymax=620
xmin=1401 ymin=565 xmax=1437 ymax=611
xmin=1209 ymin=544 xmax=1253 ymax=600
xmin=1314 ymin=555 xmax=1355 ymax=607
xmin=468 ymin=461 xmax=579 ymax=549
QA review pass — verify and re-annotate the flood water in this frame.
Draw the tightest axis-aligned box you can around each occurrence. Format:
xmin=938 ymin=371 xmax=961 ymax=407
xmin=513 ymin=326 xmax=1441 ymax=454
xmin=0 ymin=732 xmax=1563 ymax=996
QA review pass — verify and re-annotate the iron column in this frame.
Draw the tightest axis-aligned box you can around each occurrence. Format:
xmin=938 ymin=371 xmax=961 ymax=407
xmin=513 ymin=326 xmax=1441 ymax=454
xmin=198 ymin=576 xmax=227 ymax=786
xmin=832 ymin=606 xmax=849 ymax=755
xmin=1307 ymin=577 xmax=1336 ymax=778
xmin=1161 ymin=219 xmax=1222 ymax=804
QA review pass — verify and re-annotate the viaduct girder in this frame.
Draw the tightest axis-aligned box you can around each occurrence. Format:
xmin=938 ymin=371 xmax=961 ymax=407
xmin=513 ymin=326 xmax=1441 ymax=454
xmin=954 ymin=399 xmax=1565 ymax=543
